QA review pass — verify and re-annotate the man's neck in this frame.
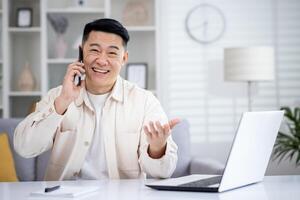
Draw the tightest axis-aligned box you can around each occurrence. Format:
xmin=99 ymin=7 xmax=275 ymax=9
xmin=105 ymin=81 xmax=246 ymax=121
xmin=86 ymin=82 xmax=115 ymax=95
xmin=86 ymin=86 xmax=112 ymax=95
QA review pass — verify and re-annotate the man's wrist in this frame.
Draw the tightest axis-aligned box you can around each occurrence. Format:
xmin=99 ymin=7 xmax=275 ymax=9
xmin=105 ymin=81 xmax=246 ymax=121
xmin=54 ymin=95 xmax=71 ymax=115
xmin=148 ymin=143 xmax=167 ymax=159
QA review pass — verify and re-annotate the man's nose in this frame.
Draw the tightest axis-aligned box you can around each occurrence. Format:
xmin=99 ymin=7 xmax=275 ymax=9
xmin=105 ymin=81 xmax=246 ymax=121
xmin=95 ymin=53 xmax=108 ymax=66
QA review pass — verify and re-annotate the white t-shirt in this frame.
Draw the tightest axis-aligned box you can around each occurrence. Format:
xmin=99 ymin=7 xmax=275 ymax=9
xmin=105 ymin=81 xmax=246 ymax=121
xmin=80 ymin=91 xmax=110 ymax=179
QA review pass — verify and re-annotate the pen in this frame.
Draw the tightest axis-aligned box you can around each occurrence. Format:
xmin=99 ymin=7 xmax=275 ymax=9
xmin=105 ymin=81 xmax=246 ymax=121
xmin=44 ymin=185 xmax=60 ymax=193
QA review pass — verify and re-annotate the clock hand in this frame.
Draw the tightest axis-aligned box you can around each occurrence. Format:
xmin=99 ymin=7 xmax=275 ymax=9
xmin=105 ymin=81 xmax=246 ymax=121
xmin=191 ymin=20 xmax=208 ymax=30
xmin=203 ymin=21 xmax=208 ymax=38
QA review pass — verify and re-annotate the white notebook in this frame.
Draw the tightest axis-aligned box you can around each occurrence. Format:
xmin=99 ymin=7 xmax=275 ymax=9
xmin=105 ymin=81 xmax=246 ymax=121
xmin=30 ymin=186 xmax=100 ymax=198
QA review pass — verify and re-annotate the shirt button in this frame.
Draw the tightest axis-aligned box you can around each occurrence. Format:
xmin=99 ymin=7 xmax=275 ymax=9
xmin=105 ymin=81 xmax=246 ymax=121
xmin=84 ymin=141 xmax=89 ymax=146
xmin=49 ymin=107 xmax=53 ymax=113
xmin=42 ymin=113 xmax=46 ymax=118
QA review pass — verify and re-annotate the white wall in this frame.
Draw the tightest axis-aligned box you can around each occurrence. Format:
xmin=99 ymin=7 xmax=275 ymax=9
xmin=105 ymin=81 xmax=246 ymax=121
xmin=191 ymin=142 xmax=300 ymax=175
xmin=160 ymin=0 xmax=300 ymax=174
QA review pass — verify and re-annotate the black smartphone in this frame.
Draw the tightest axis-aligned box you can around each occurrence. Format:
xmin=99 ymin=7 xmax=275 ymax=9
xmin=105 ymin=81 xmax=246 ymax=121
xmin=74 ymin=46 xmax=85 ymax=86
xmin=78 ymin=46 xmax=83 ymax=62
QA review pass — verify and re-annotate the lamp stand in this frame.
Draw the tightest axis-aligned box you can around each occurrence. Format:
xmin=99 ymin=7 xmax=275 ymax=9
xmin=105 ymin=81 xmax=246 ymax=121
xmin=247 ymin=81 xmax=252 ymax=111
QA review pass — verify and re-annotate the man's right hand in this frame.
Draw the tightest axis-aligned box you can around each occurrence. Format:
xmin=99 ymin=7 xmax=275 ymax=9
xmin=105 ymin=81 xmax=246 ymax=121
xmin=54 ymin=62 xmax=85 ymax=115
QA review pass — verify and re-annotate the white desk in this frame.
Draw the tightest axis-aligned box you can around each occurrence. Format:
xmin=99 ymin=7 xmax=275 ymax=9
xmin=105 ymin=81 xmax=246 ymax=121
xmin=0 ymin=176 xmax=299 ymax=200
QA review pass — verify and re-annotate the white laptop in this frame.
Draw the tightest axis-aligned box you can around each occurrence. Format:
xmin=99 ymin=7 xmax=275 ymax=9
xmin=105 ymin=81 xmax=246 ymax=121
xmin=146 ymin=111 xmax=284 ymax=192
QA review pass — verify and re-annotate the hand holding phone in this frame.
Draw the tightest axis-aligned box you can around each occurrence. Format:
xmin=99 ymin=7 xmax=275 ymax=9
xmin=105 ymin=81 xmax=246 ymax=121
xmin=55 ymin=47 xmax=85 ymax=114
xmin=74 ymin=73 xmax=85 ymax=86
xmin=74 ymin=46 xmax=86 ymax=86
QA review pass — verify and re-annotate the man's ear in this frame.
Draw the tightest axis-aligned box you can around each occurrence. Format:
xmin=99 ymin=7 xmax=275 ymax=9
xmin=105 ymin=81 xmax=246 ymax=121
xmin=122 ymin=51 xmax=129 ymax=66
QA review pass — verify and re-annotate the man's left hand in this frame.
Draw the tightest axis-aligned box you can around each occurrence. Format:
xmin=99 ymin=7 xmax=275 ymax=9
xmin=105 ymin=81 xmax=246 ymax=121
xmin=143 ymin=118 xmax=180 ymax=159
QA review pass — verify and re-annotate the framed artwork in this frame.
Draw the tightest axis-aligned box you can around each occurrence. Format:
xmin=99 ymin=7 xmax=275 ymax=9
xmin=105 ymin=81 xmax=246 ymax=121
xmin=17 ymin=8 xmax=33 ymax=27
xmin=125 ymin=63 xmax=148 ymax=89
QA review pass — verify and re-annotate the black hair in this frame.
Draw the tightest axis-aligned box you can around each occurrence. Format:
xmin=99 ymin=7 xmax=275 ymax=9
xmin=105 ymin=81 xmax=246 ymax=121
xmin=82 ymin=18 xmax=130 ymax=48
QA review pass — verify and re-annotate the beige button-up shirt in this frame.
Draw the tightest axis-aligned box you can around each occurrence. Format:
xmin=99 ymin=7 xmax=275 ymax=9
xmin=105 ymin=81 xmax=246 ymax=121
xmin=14 ymin=76 xmax=178 ymax=181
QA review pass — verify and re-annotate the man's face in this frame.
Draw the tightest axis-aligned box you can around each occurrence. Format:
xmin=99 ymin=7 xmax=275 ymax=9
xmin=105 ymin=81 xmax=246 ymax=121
xmin=82 ymin=31 xmax=128 ymax=94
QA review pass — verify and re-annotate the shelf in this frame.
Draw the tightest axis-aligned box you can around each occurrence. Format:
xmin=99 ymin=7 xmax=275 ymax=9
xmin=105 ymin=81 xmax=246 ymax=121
xmin=126 ymin=26 xmax=156 ymax=32
xmin=48 ymin=58 xmax=76 ymax=64
xmin=2 ymin=0 xmax=158 ymax=118
xmin=47 ymin=7 xmax=105 ymax=14
xmin=8 ymin=27 xmax=41 ymax=33
xmin=9 ymin=91 xmax=42 ymax=96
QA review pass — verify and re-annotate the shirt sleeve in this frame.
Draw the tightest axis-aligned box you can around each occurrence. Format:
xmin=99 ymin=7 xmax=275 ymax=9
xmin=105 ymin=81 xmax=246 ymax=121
xmin=138 ymin=91 xmax=178 ymax=178
xmin=14 ymin=86 xmax=64 ymax=158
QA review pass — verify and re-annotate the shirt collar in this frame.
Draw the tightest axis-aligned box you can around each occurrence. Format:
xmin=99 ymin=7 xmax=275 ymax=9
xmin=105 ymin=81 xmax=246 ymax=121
xmin=109 ymin=76 xmax=124 ymax=103
xmin=74 ymin=76 xmax=124 ymax=108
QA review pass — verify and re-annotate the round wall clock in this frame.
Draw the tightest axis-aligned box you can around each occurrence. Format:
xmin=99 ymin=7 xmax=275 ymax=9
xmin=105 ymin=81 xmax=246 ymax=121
xmin=185 ymin=4 xmax=226 ymax=44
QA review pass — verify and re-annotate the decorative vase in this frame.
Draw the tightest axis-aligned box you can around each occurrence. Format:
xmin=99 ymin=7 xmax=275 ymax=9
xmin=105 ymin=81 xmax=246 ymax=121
xmin=17 ymin=62 xmax=35 ymax=91
xmin=55 ymin=34 xmax=67 ymax=58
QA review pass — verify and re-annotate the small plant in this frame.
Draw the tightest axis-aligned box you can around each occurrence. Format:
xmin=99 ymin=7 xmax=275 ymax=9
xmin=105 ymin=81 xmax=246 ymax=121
xmin=47 ymin=14 xmax=68 ymax=34
xmin=272 ymin=107 xmax=300 ymax=166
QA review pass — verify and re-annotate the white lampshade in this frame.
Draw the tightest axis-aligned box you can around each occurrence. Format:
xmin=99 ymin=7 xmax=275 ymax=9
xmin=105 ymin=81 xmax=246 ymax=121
xmin=224 ymin=47 xmax=275 ymax=81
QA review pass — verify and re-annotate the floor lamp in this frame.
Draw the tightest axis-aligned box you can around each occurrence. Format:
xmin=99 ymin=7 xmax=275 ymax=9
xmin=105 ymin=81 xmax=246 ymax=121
xmin=224 ymin=47 xmax=275 ymax=111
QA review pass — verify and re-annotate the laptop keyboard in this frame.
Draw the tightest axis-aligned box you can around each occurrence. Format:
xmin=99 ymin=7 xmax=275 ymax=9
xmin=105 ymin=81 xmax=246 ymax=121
xmin=179 ymin=176 xmax=222 ymax=188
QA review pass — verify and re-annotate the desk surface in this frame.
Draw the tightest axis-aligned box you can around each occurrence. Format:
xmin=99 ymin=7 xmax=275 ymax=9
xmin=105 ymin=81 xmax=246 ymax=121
xmin=0 ymin=176 xmax=300 ymax=200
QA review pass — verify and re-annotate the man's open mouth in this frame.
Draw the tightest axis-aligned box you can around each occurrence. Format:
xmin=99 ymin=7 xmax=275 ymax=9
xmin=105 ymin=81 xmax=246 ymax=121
xmin=92 ymin=67 xmax=110 ymax=74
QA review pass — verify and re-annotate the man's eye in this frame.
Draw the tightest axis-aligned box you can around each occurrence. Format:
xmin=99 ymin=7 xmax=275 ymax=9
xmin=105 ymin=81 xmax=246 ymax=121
xmin=109 ymin=52 xmax=117 ymax=55
xmin=90 ymin=49 xmax=99 ymax=52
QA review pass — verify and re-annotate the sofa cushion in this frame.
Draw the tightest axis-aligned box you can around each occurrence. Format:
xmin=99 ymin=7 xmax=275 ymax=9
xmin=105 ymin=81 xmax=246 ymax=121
xmin=0 ymin=119 xmax=35 ymax=181
xmin=190 ymin=157 xmax=224 ymax=175
xmin=36 ymin=150 xmax=51 ymax=181
xmin=171 ymin=119 xmax=191 ymax=177
xmin=0 ymin=133 xmax=18 ymax=181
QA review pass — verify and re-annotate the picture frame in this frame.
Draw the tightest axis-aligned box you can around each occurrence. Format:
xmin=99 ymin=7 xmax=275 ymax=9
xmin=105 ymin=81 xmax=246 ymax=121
xmin=16 ymin=8 xmax=33 ymax=27
xmin=125 ymin=63 xmax=148 ymax=89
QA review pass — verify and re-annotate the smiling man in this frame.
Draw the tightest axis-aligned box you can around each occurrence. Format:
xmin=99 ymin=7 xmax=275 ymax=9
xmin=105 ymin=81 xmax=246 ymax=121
xmin=14 ymin=18 xmax=179 ymax=181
